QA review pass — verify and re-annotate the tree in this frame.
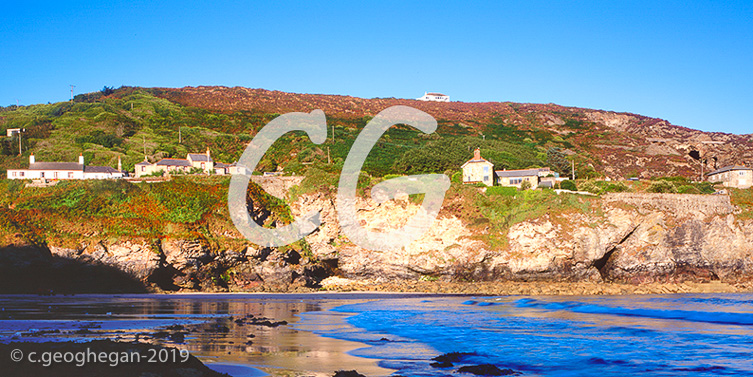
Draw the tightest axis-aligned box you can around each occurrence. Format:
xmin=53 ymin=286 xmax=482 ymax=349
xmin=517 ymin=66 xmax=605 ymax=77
xmin=520 ymin=180 xmax=532 ymax=190
xmin=546 ymin=147 xmax=570 ymax=176
xmin=560 ymin=180 xmax=577 ymax=191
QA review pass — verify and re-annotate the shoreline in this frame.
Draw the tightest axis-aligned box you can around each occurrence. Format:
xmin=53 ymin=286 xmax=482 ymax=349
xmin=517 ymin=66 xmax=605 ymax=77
xmin=316 ymin=280 xmax=753 ymax=296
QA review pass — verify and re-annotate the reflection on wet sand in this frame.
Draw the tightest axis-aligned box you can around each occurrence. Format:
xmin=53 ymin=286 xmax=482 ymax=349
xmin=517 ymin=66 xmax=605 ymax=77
xmin=0 ymin=293 xmax=403 ymax=376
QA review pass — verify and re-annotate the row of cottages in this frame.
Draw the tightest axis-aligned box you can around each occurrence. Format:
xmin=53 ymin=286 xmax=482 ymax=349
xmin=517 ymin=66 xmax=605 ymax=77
xmin=461 ymin=148 xmax=557 ymax=189
xmin=7 ymin=154 xmax=124 ymax=180
xmin=707 ymin=165 xmax=753 ymax=189
xmin=134 ymin=148 xmax=245 ymax=178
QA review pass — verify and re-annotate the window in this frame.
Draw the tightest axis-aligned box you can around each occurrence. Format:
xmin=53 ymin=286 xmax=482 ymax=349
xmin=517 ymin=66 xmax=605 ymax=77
xmin=68 ymin=172 xmax=74 ymax=178
xmin=483 ymin=166 xmax=489 ymax=173
xmin=740 ymin=171 xmax=746 ymax=176
xmin=40 ymin=172 xmax=45 ymax=178
xmin=11 ymin=172 xmax=15 ymax=177
xmin=483 ymin=175 xmax=489 ymax=182
xmin=54 ymin=172 xmax=59 ymax=179
xmin=141 ymin=166 xmax=146 ymax=172
xmin=19 ymin=172 xmax=24 ymax=177
xmin=510 ymin=178 xmax=522 ymax=185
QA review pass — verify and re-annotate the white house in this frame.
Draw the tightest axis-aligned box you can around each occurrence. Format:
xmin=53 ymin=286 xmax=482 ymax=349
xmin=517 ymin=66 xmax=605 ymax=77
xmin=417 ymin=92 xmax=450 ymax=102
xmin=7 ymin=154 xmax=124 ymax=180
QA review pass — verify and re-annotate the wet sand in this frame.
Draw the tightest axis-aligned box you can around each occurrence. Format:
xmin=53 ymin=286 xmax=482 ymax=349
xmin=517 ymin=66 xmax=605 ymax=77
xmin=317 ymin=279 xmax=753 ymax=296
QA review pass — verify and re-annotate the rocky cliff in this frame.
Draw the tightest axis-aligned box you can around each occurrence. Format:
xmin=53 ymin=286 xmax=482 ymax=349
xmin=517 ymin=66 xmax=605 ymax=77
xmin=292 ymin=191 xmax=753 ymax=285
xmin=2 ymin=188 xmax=752 ymax=293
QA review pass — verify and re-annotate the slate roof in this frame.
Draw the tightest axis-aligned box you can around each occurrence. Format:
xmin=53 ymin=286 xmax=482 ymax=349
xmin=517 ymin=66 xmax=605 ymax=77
xmin=135 ymin=160 xmax=151 ymax=166
xmin=707 ymin=165 xmax=752 ymax=176
xmin=187 ymin=153 xmax=212 ymax=162
xmin=426 ymin=92 xmax=447 ymax=97
xmin=28 ymin=162 xmax=83 ymax=171
xmin=214 ymin=162 xmax=230 ymax=168
xmin=155 ymin=159 xmax=192 ymax=167
xmin=84 ymin=166 xmax=119 ymax=173
xmin=494 ymin=168 xmax=541 ymax=178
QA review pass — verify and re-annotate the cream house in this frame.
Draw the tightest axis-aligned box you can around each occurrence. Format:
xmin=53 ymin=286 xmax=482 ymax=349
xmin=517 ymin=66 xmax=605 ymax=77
xmin=134 ymin=148 xmax=237 ymax=177
xmin=707 ymin=165 xmax=753 ymax=189
xmin=7 ymin=154 xmax=124 ymax=180
xmin=461 ymin=148 xmax=494 ymax=186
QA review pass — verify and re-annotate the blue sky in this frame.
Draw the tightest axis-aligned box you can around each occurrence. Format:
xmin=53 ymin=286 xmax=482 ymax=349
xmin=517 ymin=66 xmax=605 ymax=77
xmin=1 ymin=1 xmax=751 ymax=134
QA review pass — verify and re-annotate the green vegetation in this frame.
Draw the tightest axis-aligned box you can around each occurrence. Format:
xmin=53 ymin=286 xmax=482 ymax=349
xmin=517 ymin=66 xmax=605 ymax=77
xmin=0 ymin=177 xmax=295 ymax=252
xmin=731 ymin=188 xmax=753 ymax=220
xmin=473 ymin=185 xmax=599 ymax=246
xmin=560 ymin=180 xmax=577 ymax=191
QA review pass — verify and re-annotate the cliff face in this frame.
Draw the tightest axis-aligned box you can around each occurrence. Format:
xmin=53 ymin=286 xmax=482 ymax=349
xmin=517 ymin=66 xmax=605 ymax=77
xmin=292 ymin=191 xmax=753 ymax=284
xmin=3 ymin=189 xmax=752 ymax=293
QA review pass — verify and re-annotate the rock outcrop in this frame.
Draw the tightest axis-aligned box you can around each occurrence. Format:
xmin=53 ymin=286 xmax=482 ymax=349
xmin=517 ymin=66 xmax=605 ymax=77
xmin=294 ymin=191 xmax=753 ymax=284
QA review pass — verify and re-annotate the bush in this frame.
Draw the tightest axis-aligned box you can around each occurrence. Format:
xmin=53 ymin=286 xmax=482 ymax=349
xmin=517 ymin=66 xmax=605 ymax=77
xmin=520 ymin=180 xmax=532 ymax=190
xmin=578 ymin=181 xmax=601 ymax=194
xmin=486 ymin=186 xmax=517 ymax=196
xmin=560 ymin=180 xmax=577 ymax=191
xmin=677 ymin=185 xmax=701 ymax=194
xmin=647 ymin=180 xmax=677 ymax=193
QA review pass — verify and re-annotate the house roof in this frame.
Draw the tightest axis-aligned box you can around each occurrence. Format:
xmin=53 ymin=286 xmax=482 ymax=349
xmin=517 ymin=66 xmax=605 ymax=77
xmin=426 ymin=92 xmax=447 ymax=97
xmin=707 ymin=165 xmax=752 ymax=176
xmin=135 ymin=161 xmax=151 ymax=166
xmin=28 ymin=162 xmax=83 ymax=171
xmin=155 ymin=159 xmax=192 ymax=167
xmin=461 ymin=158 xmax=493 ymax=168
xmin=214 ymin=162 xmax=230 ymax=168
xmin=84 ymin=166 xmax=119 ymax=173
xmin=495 ymin=168 xmax=541 ymax=178
xmin=187 ymin=153 xmax=212 ymax=162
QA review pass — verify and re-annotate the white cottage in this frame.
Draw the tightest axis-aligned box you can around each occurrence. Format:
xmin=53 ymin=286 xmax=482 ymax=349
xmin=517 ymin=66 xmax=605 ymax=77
xmin=7 ymin=154 xmax=124 ymax=180
xmin=417 ymin=92 xmax=450 ymax=102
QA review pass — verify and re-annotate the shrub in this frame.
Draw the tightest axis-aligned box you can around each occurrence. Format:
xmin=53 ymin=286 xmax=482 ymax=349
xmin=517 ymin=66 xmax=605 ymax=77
xmin=578 ymin=181 xmax=601 ymax=194
xmin=647 ymin=180 xmax=677 ymax=193
xmin=486 ymin=186 xmax=517 ymax=196
xmin=519 ymin=180 xmax=532 ymax=191
xmin=677 ymin=185 xmax=701 ymax=194
xmin=560 ymin=180 xmax=577 ymax=191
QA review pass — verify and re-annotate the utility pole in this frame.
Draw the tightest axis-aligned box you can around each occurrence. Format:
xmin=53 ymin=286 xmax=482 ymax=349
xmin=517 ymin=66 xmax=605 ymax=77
xmin=178 ymin=127 xmax=182 ymax=144
xmin=70 ymin=85 xmax=76 ymax=101
xmin=143 ymin=136 xmax=146 ymax=156
xmin=571 ymin=160 xmax=575 ymax=181
xmin=332 ymin=124 xmax=335 ymax=143
xmin=327 ymin=147 xmax=331 ymax=164
xmin=18 ymin=132 xmax=22 ymax=156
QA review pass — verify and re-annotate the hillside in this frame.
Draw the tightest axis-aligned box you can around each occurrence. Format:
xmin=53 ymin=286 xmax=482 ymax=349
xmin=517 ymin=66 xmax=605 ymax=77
xmin=1 ymin=85 xmax=751 ymax=179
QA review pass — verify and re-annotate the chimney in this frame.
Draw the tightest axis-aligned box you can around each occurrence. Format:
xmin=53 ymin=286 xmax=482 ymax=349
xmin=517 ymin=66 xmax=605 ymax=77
xmin=29 ymin=154 xmax=35 ymax=164
xmin=79 ymin=154 xmax=85 ymax=165
xmin=117 ymin=156 xmax=122 ymax=172
xmin=206 ymin=147 xmax=210 ymax=159
xmin=473 ymin=148 xmax=481 ymax=160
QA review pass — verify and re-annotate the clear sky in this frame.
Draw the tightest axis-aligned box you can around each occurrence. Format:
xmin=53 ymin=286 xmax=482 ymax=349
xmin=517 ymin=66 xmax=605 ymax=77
xmin=2 ymin=1 xmax=751 ymax=134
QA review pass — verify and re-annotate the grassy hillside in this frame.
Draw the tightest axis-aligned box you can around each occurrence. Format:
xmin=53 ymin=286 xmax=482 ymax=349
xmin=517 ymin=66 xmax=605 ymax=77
xmin=0 ymin=86 xmax=612 ymax=180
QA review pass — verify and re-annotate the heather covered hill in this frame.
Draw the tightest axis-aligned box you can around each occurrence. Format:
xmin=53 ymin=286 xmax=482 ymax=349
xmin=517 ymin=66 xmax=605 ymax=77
xmin=149 ymin=86 xmax=753 ymax=179
xmin=1 ymin=85 xmax=752 ymax=179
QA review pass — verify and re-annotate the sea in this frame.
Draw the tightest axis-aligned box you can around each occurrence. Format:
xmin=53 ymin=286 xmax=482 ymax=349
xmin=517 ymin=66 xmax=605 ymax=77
xmin=0 ymin=293 xmax=751 ymax=376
